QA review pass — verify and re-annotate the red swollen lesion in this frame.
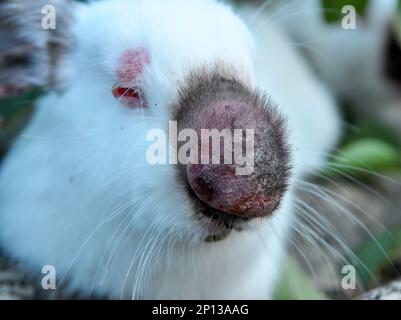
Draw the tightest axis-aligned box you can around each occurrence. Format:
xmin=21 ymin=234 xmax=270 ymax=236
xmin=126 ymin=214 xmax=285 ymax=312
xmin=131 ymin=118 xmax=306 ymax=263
xmin=116 ymin=48 xmax=150 ymax=84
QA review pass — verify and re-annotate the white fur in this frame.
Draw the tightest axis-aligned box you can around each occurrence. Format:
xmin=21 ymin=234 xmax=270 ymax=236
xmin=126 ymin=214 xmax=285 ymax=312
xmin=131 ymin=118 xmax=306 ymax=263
xmin=0 ymin=0 xmax=339 ymax=299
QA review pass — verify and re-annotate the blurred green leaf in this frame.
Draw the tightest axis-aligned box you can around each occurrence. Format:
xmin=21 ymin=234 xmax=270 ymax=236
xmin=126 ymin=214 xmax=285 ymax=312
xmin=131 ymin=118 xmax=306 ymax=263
xmin=274 ymin=258 xmax=326 ymax=300
xmin=352 ymin=226 xmax=401 ymax=287
xmin=0 ymin=88 xmax=44 ymax=119
xmin=322 ymin=0 xmax=369 ymax=23
xmin=344 ymin=122 xmax=401 ymax=150
xmin=0 ymin=89 xmax=42 ymax=150
xmin=326 ymin=138 xmax=401 ymax=178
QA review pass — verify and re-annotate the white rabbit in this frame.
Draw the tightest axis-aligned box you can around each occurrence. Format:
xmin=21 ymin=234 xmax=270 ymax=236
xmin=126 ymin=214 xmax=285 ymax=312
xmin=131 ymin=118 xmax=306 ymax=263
xmin=0 ymin=0 xmax=339 ymax=299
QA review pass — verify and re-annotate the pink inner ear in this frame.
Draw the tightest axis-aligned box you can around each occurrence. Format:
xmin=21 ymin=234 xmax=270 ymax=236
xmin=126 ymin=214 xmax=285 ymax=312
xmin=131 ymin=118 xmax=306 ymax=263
xmin=117 ymin=48 xmax=150 ymax=83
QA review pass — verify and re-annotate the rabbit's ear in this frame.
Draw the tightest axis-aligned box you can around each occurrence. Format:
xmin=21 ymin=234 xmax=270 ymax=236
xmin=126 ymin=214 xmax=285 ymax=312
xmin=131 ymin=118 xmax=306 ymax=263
xmin=0 ymin=0 xmax=75 ymax=98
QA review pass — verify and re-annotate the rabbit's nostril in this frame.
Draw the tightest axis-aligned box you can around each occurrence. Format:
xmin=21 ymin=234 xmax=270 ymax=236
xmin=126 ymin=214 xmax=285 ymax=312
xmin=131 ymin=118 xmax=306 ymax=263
xmin=187 ymin=162 xmax=284 ymax=219
xmin=193 ymin=176 xmax=215 ymax=201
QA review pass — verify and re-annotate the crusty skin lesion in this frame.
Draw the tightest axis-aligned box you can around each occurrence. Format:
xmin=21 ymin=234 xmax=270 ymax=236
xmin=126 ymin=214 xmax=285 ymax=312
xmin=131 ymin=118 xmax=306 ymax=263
xmin=0 ymin=0 xmax=74 ymax=98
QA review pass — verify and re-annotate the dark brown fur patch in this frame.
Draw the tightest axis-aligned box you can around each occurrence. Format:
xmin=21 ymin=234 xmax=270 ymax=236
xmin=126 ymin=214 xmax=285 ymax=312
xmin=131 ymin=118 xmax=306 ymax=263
xmin=384 ymin=26 xmax=401 ymax=86
xmin=0 ymin=0 xmax=74 ymax=97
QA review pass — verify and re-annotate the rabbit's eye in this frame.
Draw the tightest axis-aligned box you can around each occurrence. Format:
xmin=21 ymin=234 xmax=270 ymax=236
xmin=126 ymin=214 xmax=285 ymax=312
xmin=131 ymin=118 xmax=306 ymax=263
xmin=112 ymin=48 xmax=150 ymax=109
xmin=112 ymin=85 xmax=145 ymax=108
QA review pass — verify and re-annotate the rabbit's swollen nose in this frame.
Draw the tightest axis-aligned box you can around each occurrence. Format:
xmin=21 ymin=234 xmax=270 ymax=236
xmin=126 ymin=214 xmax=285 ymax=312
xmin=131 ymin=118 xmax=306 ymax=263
xmin=185 ymin=99 xmax=290 ymax=219
xmin=173 ymin=71 xmax=291 ymax=219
